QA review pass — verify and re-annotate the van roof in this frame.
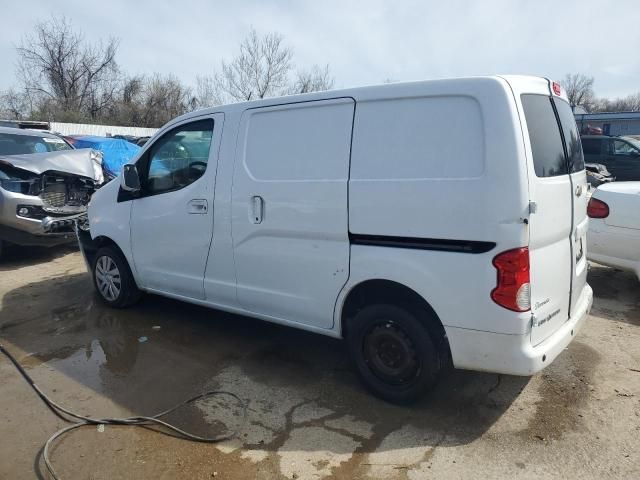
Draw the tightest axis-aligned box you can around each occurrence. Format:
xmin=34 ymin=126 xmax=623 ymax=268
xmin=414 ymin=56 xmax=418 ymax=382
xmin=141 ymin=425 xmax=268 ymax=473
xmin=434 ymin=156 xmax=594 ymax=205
xmin=165 ymin=74 xmax=557 ymax=130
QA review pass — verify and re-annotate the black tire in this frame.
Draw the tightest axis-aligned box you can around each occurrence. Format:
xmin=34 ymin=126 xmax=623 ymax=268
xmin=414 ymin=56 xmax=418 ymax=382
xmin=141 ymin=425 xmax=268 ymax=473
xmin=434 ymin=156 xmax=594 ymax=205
xmin=92 ymin=246 xmax=142 ymax=308
xmin=347 ymin=304 xmax=442 ymax=404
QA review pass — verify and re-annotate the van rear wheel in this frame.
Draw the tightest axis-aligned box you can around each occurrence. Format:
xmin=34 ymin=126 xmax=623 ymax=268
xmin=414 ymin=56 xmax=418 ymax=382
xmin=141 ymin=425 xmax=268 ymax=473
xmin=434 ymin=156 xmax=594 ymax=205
xmin=92 ymin=246 xmax=142 ymax=308
xmin=347 ymin=304 xmax=441 ymax=403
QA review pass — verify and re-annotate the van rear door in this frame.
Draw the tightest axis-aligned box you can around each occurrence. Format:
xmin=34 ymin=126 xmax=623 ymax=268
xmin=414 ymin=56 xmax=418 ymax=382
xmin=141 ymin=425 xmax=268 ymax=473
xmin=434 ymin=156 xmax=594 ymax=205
xmin=518 ymin=80 xmax=586 ymax=346
xmin=553 ymin=96 xmax=588 ymax=320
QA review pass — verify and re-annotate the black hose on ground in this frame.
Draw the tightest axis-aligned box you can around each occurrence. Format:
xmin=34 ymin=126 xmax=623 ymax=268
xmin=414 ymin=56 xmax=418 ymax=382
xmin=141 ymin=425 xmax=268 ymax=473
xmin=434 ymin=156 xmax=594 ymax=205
xmin=0 ymin=343 xmax=247 ymax=480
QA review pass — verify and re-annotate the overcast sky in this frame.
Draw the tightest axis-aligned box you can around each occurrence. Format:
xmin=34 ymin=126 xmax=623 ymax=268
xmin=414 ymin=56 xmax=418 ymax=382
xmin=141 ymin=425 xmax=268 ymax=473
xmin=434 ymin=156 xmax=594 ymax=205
xmin=2 ymin=0 xmax=639 ymax=98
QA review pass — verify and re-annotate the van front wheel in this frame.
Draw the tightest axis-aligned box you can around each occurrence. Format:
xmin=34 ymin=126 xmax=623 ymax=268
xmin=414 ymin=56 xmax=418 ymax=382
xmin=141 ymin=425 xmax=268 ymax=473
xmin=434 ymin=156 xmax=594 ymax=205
xmin=347 ymin=304 xmax=441 ymax=403
xmin=92 ymin=246 xmax=141 ymax=308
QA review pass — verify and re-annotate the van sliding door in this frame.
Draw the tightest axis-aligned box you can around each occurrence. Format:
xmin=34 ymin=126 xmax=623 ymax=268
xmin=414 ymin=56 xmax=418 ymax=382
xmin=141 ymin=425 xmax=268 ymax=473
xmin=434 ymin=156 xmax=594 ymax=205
xmin=231 ymin=98 xmax=355 ymax=329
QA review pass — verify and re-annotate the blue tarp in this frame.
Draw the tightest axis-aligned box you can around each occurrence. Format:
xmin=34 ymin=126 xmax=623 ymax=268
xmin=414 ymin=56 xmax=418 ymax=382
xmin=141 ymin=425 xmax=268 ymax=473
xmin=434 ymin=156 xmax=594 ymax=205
xmin=69 ymin=136 xmax=141 ymax=177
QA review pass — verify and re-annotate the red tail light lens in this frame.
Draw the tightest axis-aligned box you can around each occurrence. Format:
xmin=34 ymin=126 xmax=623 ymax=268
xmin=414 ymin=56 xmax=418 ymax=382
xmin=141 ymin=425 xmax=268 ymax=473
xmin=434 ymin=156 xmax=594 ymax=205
xmin=552 ymin=81 xmax=562 ymax=96
xmin=491 ymin=247 xmax=530 ymax=312
xmin=587 ymin=198 xmax=609 ymax=218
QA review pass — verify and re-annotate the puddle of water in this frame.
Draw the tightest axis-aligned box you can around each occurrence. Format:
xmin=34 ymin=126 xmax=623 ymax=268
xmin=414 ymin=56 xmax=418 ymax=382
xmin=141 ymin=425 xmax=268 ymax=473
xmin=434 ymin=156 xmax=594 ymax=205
xmin=47 ymin=339 xmax=107 ymax=392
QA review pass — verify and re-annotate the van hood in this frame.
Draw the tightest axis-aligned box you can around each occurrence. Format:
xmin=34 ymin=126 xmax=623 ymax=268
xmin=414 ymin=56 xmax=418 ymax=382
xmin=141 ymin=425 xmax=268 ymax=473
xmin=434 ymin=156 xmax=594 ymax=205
xmin=0 ymin=149 xmax=103 ymax=182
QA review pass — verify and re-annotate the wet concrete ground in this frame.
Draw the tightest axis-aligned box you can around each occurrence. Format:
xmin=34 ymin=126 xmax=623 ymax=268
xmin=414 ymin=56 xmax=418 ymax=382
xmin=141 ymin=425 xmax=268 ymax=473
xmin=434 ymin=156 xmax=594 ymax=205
xmin=0 ymin=246 xmax=639 ymax=479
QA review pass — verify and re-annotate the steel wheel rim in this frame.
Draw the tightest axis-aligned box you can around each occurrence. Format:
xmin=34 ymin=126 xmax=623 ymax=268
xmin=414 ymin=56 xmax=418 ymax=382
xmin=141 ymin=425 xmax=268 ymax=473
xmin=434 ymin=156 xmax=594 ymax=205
xmin=95 ymin=255 xmax=121 ymax=302
xmin=363 ymin=321 xmax=420 ymax=386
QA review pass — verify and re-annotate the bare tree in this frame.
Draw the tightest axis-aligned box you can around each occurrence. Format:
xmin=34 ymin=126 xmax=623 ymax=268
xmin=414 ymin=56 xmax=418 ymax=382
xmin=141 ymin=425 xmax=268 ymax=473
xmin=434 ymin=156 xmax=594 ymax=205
xmin=3 ymin=20 xmax=337 ymax=125
xmin=101 ymin=74 xmax=195 ymax=128
xmin=16 ymin=16 xmax=120 ymax=121
xmin=208 ymin=29 xmax=335 ymax=104
xmin=105 ymin=75 xmax=145 ymax=125
xmin=593 ymin=92 xmax=640 ymax=112
xmin=142 ymin=74 xmax=195 ymax=126
xmin=561 ymin=74 xmax=595 ymax=110
xmin=195 ymin=75 xmax=222 ymax=108
xmin=290 ymin=65 xmax=334 ymax=94
xmin=0 ymin=88 xmax=32 ymax=119
xmin=214 ymin=29 xmax=293 ymax=102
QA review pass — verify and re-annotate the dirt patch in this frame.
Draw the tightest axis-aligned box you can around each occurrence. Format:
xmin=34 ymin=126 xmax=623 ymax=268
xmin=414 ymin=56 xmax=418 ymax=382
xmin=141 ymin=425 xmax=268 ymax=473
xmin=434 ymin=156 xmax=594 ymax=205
xmin=522 ymin=341 xmax=600 ymax=441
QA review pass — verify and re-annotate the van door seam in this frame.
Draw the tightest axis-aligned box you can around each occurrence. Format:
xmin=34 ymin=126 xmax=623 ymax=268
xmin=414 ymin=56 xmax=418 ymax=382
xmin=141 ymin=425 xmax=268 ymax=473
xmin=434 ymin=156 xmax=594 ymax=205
xmin=549 ymin=94 xmax=576 ymax=318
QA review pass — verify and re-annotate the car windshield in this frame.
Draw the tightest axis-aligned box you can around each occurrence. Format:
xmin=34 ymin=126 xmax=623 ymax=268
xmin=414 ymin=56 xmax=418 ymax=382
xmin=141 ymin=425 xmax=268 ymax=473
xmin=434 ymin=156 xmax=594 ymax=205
xmin=0 ymin=132 xmax=72 ymax=155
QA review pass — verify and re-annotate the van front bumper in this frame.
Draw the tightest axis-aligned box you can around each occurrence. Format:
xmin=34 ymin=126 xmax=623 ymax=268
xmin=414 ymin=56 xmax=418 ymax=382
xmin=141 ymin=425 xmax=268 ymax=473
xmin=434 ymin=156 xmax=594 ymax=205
xmin=445 ymin=284 xmax=593 ymax=376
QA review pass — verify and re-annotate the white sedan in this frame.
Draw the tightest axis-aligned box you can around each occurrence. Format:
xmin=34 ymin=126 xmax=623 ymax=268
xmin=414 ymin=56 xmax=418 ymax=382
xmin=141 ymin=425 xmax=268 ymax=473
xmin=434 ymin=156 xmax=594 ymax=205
xmin=587 ymin=182 xmax=640 ymax=281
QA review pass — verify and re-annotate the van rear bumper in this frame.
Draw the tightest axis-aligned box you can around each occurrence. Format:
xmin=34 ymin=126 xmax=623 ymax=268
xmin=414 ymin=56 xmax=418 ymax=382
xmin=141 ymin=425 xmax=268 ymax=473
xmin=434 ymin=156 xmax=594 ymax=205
xmin=445 ymin=284 xmax=593 ymax=376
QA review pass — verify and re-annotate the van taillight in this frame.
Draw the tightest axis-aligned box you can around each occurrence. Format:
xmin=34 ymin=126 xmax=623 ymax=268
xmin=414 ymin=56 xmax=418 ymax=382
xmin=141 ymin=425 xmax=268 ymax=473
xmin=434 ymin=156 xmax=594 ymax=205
xmin=587 ymin=198 xmax=609 ymax=218
xmin=491 ymin=247 xmax=531 ymax=312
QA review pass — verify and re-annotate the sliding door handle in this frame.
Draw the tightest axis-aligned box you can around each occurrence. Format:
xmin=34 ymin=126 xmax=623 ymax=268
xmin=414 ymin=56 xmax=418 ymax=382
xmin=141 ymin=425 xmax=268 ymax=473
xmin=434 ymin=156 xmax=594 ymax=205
xmin=251 ymin=196 xmax=264 ymax=224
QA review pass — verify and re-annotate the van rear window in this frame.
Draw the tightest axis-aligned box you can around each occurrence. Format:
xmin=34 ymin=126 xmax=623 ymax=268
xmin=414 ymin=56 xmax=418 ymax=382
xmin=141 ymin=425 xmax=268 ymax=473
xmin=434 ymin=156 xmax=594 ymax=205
xmin=553 ymin=97 xmax=585 ymax=173
xmin=521 ymin=94 xmax=567 ymax=177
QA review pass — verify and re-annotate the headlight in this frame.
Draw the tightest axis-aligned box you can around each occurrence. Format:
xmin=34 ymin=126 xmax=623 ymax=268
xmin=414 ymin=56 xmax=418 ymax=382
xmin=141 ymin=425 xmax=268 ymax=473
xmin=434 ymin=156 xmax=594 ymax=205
xmin=0 ymin=178 xmax=28 ymax=193
xmin=90 ymin=149 xmax=105 ymax=185
xmin=16 ymin=205 xmax=47 ymax=219
xmin=0 ymin=167 xmax=39 ymax=195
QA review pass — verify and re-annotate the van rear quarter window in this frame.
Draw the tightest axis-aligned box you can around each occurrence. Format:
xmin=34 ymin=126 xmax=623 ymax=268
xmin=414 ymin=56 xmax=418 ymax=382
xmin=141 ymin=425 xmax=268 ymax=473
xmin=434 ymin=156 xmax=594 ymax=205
xmin=521 ymin=94 xmax=567 ymax=178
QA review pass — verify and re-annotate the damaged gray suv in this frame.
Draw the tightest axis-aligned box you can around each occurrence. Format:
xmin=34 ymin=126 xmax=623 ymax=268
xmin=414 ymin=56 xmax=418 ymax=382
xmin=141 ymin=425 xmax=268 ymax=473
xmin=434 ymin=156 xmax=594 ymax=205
xmin=0 ymin=127 xmax=104 ymax=258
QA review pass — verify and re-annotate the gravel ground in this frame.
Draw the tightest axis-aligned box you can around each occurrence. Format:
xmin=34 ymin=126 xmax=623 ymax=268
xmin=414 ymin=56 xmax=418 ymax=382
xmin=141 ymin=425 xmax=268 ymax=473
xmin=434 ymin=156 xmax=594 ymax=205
xmin=0 ymin=246 xmax=638 ymax=479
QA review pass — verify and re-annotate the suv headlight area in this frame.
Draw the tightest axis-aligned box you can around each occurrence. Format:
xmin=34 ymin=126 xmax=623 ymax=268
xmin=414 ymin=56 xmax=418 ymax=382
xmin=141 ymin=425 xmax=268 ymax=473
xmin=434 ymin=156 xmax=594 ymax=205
xmin=0 ymin=164 xmax=39 ymax=195
xmin=0 ymin=177 xmax=38 ymax=194
xmin=16 ymin=204 xmax=48 ymax=220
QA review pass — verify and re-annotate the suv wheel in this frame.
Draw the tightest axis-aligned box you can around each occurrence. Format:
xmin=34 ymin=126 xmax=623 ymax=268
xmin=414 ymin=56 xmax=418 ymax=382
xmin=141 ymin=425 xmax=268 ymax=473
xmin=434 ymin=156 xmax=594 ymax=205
xmin=347 ymin=304 xmax=442 ymax=403
xmin=93 ymin=246 xmax=142 ymax=308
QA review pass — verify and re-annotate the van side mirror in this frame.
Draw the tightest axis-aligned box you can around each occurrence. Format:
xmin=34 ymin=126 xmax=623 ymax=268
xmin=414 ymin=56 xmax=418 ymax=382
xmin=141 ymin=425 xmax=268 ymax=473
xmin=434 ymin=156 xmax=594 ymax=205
xmin=121 ymin=164 xmax=141 ymax=192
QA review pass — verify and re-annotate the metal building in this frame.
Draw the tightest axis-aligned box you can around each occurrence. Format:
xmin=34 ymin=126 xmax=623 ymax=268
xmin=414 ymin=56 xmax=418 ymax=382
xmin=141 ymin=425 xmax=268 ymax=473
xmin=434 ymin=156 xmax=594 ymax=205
xmin=574 ymin=112 xmax=640 ymax=136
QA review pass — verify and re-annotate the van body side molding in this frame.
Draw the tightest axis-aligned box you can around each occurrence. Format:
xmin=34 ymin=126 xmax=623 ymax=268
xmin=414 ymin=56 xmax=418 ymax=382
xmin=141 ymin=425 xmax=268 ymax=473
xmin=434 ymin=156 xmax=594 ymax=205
xmin=349 ymin=233 xmax=496 ymax=254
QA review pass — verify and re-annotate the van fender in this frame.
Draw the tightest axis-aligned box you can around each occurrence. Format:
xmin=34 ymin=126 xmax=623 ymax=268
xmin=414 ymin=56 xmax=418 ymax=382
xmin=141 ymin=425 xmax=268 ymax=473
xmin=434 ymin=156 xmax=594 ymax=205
xmin=334 ymin=244 xmax=446 ymax=336
xmin=334 ymin=243 xmax=531 ymax=337
xmin=85 ymin=179 xmax=138 ymax=281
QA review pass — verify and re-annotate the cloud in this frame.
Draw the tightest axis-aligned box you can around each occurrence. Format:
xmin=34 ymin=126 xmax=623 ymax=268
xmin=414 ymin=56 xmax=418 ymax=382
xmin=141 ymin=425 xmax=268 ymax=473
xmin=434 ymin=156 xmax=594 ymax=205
xmin=1 ymin=0 xmax=639 ymax=98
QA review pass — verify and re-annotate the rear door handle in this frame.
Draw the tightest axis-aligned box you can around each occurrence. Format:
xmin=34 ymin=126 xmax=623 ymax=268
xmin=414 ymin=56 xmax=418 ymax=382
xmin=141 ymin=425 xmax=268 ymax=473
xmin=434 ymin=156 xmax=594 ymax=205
xmin=251 ymin=196 xmax=264 ymax=224
xmin=187 ymin=199 xmax=208 ymax=214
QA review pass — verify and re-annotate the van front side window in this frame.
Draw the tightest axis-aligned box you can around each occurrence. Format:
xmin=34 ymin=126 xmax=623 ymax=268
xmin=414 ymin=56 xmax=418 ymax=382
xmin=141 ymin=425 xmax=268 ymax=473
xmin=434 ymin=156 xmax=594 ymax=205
xmin=144 ymin=119 xmax=214 ymax=194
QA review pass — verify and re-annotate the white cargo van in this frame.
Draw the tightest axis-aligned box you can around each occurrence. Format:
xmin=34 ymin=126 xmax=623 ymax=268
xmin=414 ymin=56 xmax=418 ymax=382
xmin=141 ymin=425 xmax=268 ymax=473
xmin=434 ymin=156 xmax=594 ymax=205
xmin=79 ymin=75 xmax=593 ymax=402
